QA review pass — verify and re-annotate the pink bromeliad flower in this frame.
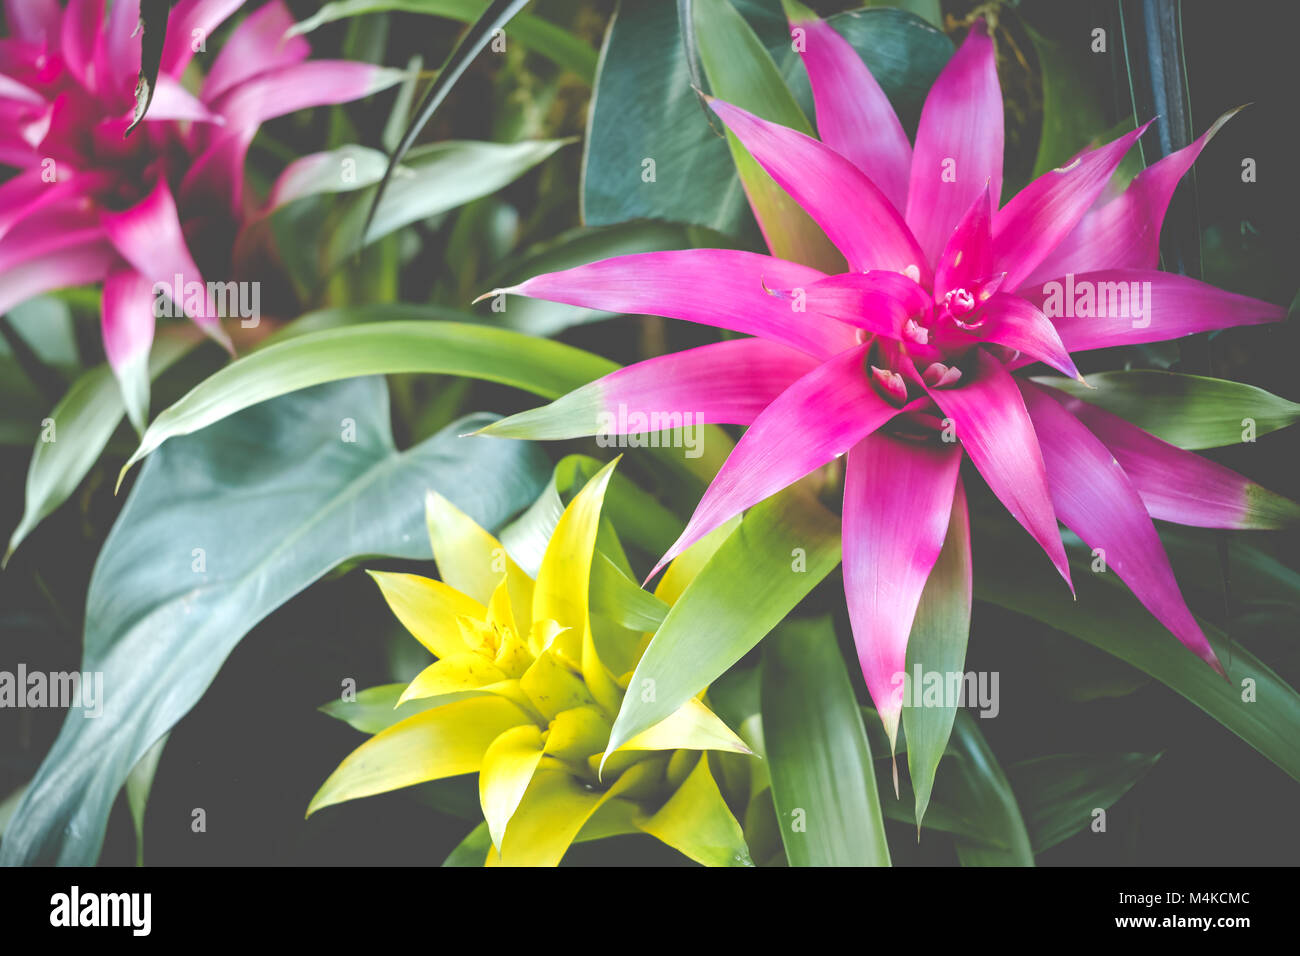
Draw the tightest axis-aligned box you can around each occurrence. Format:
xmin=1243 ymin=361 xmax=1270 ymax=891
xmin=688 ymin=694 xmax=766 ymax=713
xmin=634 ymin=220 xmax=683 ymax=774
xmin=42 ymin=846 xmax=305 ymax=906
xmin=0 ymin=0 xmax=400 ymax=426
xmin=481 ymin=14 xmax=1293 ymax=745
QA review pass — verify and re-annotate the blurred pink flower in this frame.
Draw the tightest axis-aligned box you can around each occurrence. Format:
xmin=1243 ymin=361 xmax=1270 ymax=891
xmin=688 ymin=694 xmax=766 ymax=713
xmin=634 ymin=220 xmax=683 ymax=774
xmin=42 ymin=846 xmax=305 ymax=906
xmin=484 ymin=15 xmax=1293 ymax=742
xmin=0 ymin=0 xmax=400 ymax=425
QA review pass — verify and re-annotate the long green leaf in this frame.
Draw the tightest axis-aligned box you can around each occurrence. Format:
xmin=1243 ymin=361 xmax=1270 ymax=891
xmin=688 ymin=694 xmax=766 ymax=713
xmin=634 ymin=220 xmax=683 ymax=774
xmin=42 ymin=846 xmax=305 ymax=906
xmin=5 ymin=333 xmax=196 ymax=565
xmin=0 ymin=383 xmax=549 ymax=865
xmin=762 ymin=616 xmax=891 ymax=866
xmin=973 ymin=511 xmax=1300 ymax=783
xmin=693 ymin=0 xmax=841 ymax=270
xmin=902 ymin=482 xmax=972 ymax=828
xmin=121 ymin=321 xmax=617 ymax=482
xmin=293 ymin=1 xmax=598 ymax=81
xmin=361 ymin=0 xmax=531 ymax=246
xmin=605 ymin=482 xmax=841 ymax=759
xmin=1040 ymin=370 xmax=1300 ymax=449
xmin=1008 ymin=752 xmax=1162 ymax=853
xmin=943 ymin=713 xmax=1035 ymax=866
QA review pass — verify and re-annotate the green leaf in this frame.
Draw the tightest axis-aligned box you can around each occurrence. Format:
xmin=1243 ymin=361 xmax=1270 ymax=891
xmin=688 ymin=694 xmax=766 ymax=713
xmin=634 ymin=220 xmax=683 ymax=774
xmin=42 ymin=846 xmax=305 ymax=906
xmin=1023 ymin=20 xmax=1109 ymax=178
xmin=692 ymin=0 xmax=841 ymax=270
xmin=125 ymin=0 xmax=172 ymax=135
xmin=361 ymin=0 xmax=532 ymax=245
xmin=337 ymin=139 xmax=571 ymax=263
xmin=0 ymin=381 xmax=550 ymax=865
xmin=606 ymin=482 xmax=841 ymax=758
xmin=292 ymin=1 xmax=599 ymax=81
xmin=942 ymin=713 xmax=1035 ymax=866
xmin=121 ymin=320 xmax=616 ymax=481
xmin=973 ymin=510 xmax=1300 ymax=784
xmin=762 ymin=616 xmax=891 ymax=866
xmin=443 ymin=820 xmax=493 ymax=865
xmin=903 ymin=482 xmax=972 ymax=828
xmin=319 ymin=682 xmax=461 ymax=734
xmin=5 ymin=333 xmax=196 ymax=566
xmin=1008 ymin=752 xmax=1162 ymax=854
xmin=125 ymin=734 xmax=168 ymax=867
xmin=583 ymin=2 xmax=950 ymax=240
xmin=1039 ymin=370 xmax=1300 ymax=449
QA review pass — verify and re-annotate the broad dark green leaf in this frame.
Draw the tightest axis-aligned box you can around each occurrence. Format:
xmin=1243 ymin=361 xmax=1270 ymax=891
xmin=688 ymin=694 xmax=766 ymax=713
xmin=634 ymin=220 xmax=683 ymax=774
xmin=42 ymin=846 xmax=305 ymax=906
xmin=0 ymin=381 xmax=549 ymax=865
xmin=1008 ymin=752 xmax=1162 ymax=853
xmin=762 ymin=616 xmax=891 ymax=866
xmin=1023 ymin=20 xmax=1109 ymax=177
xmin=1040 ymin=370 xmax=1300 ymax=449
xmin=583 ymin=1 xmax=950 ymax=239
xmin=973 ymin=511 xmax=1300 ymax=783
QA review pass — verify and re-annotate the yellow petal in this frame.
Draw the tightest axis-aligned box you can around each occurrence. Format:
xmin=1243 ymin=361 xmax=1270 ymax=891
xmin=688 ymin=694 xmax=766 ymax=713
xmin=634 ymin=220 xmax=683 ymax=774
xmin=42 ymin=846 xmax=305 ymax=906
xmin=581 ymin=625 xmax=624 ymax=717
xmin=307 ymin=696 xmax=530 ymax=816
xmin=638 ymin=753 xmax=753 ymax=867
xmin=492 ymin=757 xmax=652 ymax=866
xmin=519 ymin=650 xmax=598 ymax=721
xmin=426 ymin=491 xmax=534 ymax=630
xmin=617 ymin=697 xmax=752 ymax=757
xmin=368 ymin=571 xmax=481 ymax=659
xmin=478 ymin=724 xmax=546 ymax=850
xmin=544 ymin=706 xmax=612 ymax=763
xmin=397 ymin=654 xmax=508 ymax=705
xmin=532 ymin=459 xmax=619 ymax=659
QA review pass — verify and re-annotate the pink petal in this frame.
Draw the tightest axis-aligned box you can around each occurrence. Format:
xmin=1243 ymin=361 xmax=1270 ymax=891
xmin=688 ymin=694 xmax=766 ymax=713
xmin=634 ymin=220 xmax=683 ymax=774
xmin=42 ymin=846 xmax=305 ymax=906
xmin=934 ymin=183 xmax=992 ymax=296
xmin=100 ymin=178 xmax=232 ymax=350
xmin=1020 ymin=269 xmax=1285 ymax=354
xmin=934 ymin=292 xmax=1081 ymax=380
xmin=209 ymin=60 xmax=403 ymax=131
xmin=709 ymin=98 xmax=929 ymax=280
xmin=4 ymin=0 xmax=61 ymax=44
xmin=60 ymin=0 xmax=104 ymax=94
xmin=178 ymin=131 xmax=249 ymax=216
xmin=0 ymin=234 xmax=117 ymax=317
xmin=1021 ymin=110 xmax=1239 ymax=288
xmin=1019 ymin=380 xmax=1222 ymax=673
xmin=1039 ymin=384 xmax=1299 ymax=530
xmin=146 ymin=74 xmax=224 ymax=124
xmin=0 ymin=167 xmax=106 ymax=243
xmin=496 ymin=250 xmax=855 ymax=358
xmin=990 ymin=123 xmax=1148 ymax=289
xmin=482 ymin=338 xmax=819 ymax=439
xmin=159 ymin=0 xmax=246 ymax=78
xmin=94 ymin=0 xmax=141 ymax=102
xmin=843 ymin=432 xmax=962 ymax=746
xmin=790 ymin=12 xmax=911 ymax=213
xmin=923 ymin=349 xmax=1072 ymax=590
xmin=201 ymin=0 xmax=310 ymax=103
xmin=101 ymin=268 xmax=157 ymax=432
xmin=652 ymin=343 xmax=902 ymax=578
xmin=786 ymin=271 xmax=933 ymax=340
xmin=905 ymin=20 xmax=1003 ymax=267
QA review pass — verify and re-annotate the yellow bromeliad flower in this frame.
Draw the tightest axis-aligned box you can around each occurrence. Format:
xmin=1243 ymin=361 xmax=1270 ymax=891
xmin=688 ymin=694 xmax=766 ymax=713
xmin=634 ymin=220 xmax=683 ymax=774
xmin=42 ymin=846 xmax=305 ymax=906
xmin=307 ymin=460 xmax=757 ymax=866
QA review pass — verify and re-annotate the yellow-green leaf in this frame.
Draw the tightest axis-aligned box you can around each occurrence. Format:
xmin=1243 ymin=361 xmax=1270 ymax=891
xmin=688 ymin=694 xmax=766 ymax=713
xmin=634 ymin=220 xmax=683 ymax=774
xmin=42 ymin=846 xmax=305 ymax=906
xmin=427 ymin=490 xmax=534 ymax=629
xmin=638 ymin=754 xmax=752 ymax=867
xmin=478 ymin=724 xmax=546 ymax=850
xmin=617 ymin=697 xmax=752 ymax=758
xmin=367 ymin=570 xmax=481 ymax=659
xmin=308 ymin=696 xmax=530 ymax=815
xmin=398 ymin=654 xmax=508 ymax=704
